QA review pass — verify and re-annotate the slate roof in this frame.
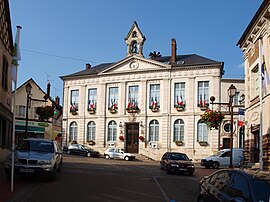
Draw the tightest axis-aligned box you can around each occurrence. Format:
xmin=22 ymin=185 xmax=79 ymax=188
xmin=60 ymin=54 xmax=221 ymax=80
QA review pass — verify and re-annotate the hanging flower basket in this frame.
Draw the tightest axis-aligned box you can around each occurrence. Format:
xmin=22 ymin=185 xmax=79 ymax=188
xmin=119 ymin=136 xmax=124 ymax=141
xmin=200 ymin=109 xmax=225 ymax=130
xmin=88 ymin=108 xmax=96 ymax=114
xmin=175 ymin=140 xmax=184 ymax=146
xmin=138 ymin=136 xmax=145 ymax=141
xmin=36 ymin=106 xmax=54 ymax=121
xmin=198 ymin=141 xmax=208 ymax=146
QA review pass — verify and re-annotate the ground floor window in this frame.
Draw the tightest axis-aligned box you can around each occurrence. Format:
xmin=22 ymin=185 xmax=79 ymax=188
xmin=87 ymin=121 xmax=96 ymax=141
xmin=69 ymin=121 xmax=78 ymax=142
xmin=149 ymin=120 xmax=159 ymax=141
xmin=108 ymin=121 xmax=117 ymax=141
xmin=197 ymin=120 xmax=208 ymax=142
xmin=173 ymin=119 xmax=184 ymax=141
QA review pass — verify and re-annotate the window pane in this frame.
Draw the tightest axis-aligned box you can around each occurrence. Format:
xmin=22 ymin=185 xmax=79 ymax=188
xmin=109 ymin=87 xmax=118 ymax=110
xmin=174 ymin=83 xmax=185 ymax=107
xmin=198 ymin=81 xmax=209 ymax=106
xmin=69 ymin=122 xmax=78 ymax=141
xmin=149 ymin=84 xmax=160 ymax=108
xmin=87 ymin=121 xmax=96 ymax=141
xmin=108 ymin=121 xmax=117 ymax=141
xmin=128 ymin=86 xmax=139 ymax=108
xmin=88 ymin=88 xmax=97 ymax=110
xmin=71 ymin=90 xmax=79 ymax=111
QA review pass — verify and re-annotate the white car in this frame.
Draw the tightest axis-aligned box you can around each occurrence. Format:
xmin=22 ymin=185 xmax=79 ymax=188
xmin=104 ymin=148 xmax=135 ymax=161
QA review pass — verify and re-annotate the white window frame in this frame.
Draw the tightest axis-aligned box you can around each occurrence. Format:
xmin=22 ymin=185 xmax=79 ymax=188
xmin=108 ymin=121 xmax=117 ymax=142
xmin=149 ymin=120 xmax=159 ymax=142
xmin=173 ymin=119 xmax=184 ymax=141
xmin=197 ymin=120 xmax=208 ymax=142
xmin=69 ymin=121 xmax=78 ymax=142
xmin=87 ymin=121 xmax=96 ymax=141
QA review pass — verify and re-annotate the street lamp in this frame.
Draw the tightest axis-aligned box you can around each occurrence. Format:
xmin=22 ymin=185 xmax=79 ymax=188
xmin=25 ymin=83 xmax=32 ymax=138
xmin=210 ymin=84 xmax=237 ymax=168
xmin=228 ymin=84 xmax=236 ymax=168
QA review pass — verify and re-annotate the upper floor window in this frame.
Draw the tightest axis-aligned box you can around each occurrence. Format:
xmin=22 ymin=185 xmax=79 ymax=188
xmin=127 ymin=85 xmax=139 ymax=109
xmin=70 ymin=90 xmax=79 ymax=112
xmin=252 ymin=66 xmax=259 ymax=98
xmin=108 ymin=121 xmax=117 ymax=142
xmin=87 ymin=121 xmax=96 ymax=141
xmin=88 ymin=88 xmax=97 ymax=111
xmin=197 ymin=119 xmax=208 ymax=142
xmin=131 ymin=41 xmax=138 ymax=53
xmin=149 ymin=84 xmax=160 ymax=109
xmin=198 ymin=81 xmax=209 ymax=107
xmin=233 ymin=92 xmax=240 ymax=105
xmin=18 ymin=105 xmax=26 ymax=117
xmin=174 ymin=83 xmax=185 ymax=107
xmin=2 ymin=56 xmax=8 ymax=90
xmin=173 ymin=119 xmax=184 ymax=141
xmin=108 ymin=87 xmax=118 ymax=110
xmin=69 ymin=121 xmax=78 ymax=142
xmin=149 ymin=120 xmax=159 ymax=142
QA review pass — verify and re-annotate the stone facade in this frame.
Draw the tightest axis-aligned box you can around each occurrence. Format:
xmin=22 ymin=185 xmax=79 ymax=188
xmin=61 ymin=22 xmax=244 ymax=161
xmin=237 ymin=0 xmax=270 ymax=169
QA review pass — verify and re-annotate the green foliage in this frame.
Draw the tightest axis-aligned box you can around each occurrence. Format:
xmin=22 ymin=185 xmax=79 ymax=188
xmin=36 ymin=106 xmax=54 ymax=121
xmin=200 ymin=109 xmax=225 ymax=130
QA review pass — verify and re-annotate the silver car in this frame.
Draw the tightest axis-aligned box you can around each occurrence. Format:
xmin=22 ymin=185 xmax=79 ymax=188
xmin=4 ymin=138 xmax=63 ymax=181
xmin=104 ymin=148 xmax=135 ymax=161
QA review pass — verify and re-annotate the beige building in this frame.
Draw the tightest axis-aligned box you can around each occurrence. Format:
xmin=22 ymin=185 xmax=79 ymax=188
xmin=12 ymin=78 xmax=62 ymax=145
xmin=0 ymin=0 xmax=13 ymax=161
xmin=237 ymin=0 xmax=270 ymax=169
xmin=61 ymin=21 xmax=244 ymax=160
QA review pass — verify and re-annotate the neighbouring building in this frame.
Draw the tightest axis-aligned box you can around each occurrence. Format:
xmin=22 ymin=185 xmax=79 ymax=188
xmin=0 ymin=0 xmax=13 ymax=161
xmin=237 ymin=0 xmax=270 ymax=170
xmin=12 ymin=78 xmax=62 ymax=145
xmin=61 ymin=21 xmax=244 ymax=160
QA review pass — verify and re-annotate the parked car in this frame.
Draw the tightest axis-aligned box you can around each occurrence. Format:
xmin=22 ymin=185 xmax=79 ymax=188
xmin=197 ymin=169 xmax=270 ymax=202
xmin=66 ymin=144 xmax=100 ymax=157
xmin=201 ymin=148 xmax=243 ymax=169
xmin=4 ymin=138 xmax=63 ymax=181
xmin=160 ymin=152 xmax=195 ymax=175
xmin=104 ymin=148 xmax=135 ymax=161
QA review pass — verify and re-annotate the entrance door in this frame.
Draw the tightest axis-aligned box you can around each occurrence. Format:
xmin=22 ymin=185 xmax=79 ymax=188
xmin=126 ymin=123 xmax=139 ymax=153
xmin=222 ymin=138 xmax=230 ymax=149
xmin=253 ymin=132 xmax=259 ymax=163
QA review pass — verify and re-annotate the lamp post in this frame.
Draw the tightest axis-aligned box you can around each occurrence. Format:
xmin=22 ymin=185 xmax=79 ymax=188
xmin=25 ymin=83 xmax=32 ymax=138
xmin=210 ymin=84 xmax=237 ymax=168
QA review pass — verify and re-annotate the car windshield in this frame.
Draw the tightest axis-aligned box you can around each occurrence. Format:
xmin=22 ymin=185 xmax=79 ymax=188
xmin=168 ymin=153 xmax=188 ymax=160
xmin=253 ymin=179 xmax=270 ymax=201
xmin=210 ymin=151 xmax=224 ymax=157
xmin=17 ymin=140 xmax=54 ymax=153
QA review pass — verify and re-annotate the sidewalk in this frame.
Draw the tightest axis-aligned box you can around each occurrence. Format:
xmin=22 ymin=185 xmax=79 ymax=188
xmin=0 ymin=162 xmax=24 ymax=202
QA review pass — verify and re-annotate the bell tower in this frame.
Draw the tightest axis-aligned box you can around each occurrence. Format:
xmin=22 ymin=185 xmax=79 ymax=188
xmin=125 ymin=21 xmax=146 ymax=57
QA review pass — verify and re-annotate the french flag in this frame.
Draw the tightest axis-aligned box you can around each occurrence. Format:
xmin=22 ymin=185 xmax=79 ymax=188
xmin=238 ymin=109 xmax=245 ymax=126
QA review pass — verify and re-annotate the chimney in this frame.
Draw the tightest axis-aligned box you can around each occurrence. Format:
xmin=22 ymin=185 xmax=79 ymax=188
xmin=170 ymin=38 xmax=177 ymax=64
xmin=47 ymin=82 xmax=51 ymax=98
xmin=86 ymin=63 xmax=91 ymax=69
xmin=55 ymin=96 xmax=60 ymax=105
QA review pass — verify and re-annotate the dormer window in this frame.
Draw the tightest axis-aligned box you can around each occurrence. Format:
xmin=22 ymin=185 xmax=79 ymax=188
xmin=132 ymin=31 xmax=137 ymax=37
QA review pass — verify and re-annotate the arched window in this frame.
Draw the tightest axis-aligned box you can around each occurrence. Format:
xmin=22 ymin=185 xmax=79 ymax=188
xmin=197 ymin=120 xmax=208 ymax=142
xmin=87 ymin=121 xmax=96 ymax=141
xmin=132 ymin=31 xmax=137 ymax=37
xmin=149 ymin=120 xmax=159 ymax=141
xmin=131 ymin=41 xmax=138 ymax=53
xmin=69 ymin=122 xmax=78 ymax=142
xmin=173 ymin=119 xmax=184 ymax=141
xmin=108 ymin=121 xmax=117 ymax=141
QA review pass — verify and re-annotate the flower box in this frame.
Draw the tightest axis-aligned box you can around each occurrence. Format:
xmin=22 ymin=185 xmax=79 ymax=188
xmin=199 ymin=106 xmax=208 ymax=111
xmin=151 ymin=108 xmax=159 ymax=112
xmin=71 ymin=111 xmax=77 ymax=115
xmin=176 ymin=106 xmax=185 ymax=111
xmin=126 ymin=108 xmax=140 ymax=113
xmin=198 ymin=141 xmax=208 ymax=146
xmin=175 ymin=140 xmax=184 ymax=146
xmin=88 ymin=108 xmax=96 ymax=114
xmin=109 ymin=109 xmax=117 ymax=114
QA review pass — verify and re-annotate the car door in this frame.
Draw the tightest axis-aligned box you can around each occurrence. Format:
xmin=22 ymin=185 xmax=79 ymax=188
xmin=219 ymin=151 xmax=230 ymax=167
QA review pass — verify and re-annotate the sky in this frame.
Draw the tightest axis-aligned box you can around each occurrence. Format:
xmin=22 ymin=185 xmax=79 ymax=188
xmin=9 ymin=1 xmax=262 ymax=102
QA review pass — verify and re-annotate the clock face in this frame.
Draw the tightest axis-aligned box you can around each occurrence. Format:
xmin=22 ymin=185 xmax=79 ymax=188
xmin=129 ymin=61 xmax=139 ymax=70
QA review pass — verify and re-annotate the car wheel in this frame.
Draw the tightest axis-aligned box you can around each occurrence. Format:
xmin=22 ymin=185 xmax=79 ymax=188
xmin=212 ymin=161 xmax=220 ymax=169
xmin=48 ymin=166 xmax=57 ymax=182
xmin=105 ymin=155 xmax=110 ymax=159
xmin=124 ymin=156 xmax=129 ymax=161
xmin=67 ymin=150 xmax=70 ymax=155
xmin=86 ymin=152 xmax=91 ymax=157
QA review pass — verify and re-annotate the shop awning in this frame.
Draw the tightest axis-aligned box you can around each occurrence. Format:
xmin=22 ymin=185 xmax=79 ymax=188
xmin=15 ymin=125 xmax=45 ymax=134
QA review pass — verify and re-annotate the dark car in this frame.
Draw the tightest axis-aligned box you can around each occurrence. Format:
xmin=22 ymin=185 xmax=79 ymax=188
xmin=197 ymin=169 xmax=270 ymax=202
xmin=66 ymin=144 xmax=100 ymax=157
xmin=160 ymin=152 xmax=195 ymax=175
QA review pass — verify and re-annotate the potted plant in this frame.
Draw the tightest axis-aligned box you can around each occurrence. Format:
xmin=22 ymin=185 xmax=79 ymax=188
xmin=149 ymin=98 xmax=159 ymax=112
xmin=126 ymin=99 xmax=139 ymax=113
xmin=175 ymin=140 xmax=184 ymax=146
xmin=198 ymin=141 xmax=208 ymax=146
xmin=70 ymin=103 xmax=78 ymax=115
xmin=201 ymin=109 xmax=225 ymax=130
xmin=175 ymin=96 xmax=185 ymax=111
xmin=138 ymin=136 xmax=145 ymax=141
xmin=36 ymin=106 xmax=54 ymax=121
xmin=109 ymin=100 xmax=118 ymax=113
xmin=119 ymin=135 xmax=124 ymax=141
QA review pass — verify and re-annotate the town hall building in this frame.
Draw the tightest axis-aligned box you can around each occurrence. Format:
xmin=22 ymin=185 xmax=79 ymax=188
xmin=60 ymin=21 xmax=244 ymax=160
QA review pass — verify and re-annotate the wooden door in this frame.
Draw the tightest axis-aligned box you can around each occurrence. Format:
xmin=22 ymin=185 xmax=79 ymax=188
xmin=126 ymin=123 xmax=139 ymax=153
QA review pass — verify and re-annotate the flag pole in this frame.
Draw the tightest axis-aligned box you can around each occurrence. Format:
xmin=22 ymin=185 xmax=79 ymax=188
xmin=258 ymin=37 xmax=263 ymax=170
xmin=11 ymin=25 xmax=22 ymax=192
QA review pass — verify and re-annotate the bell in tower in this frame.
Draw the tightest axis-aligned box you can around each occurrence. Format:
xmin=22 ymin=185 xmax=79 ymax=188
xmin=125 ymin=21 xmax=146 ymax=57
